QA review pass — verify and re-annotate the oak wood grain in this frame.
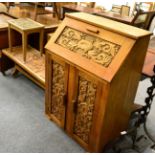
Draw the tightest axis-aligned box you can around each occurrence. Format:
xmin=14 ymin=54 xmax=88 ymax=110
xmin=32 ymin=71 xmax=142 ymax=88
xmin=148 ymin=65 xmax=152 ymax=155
xmin=2 ymin=46 xmax=45 ymax=86
xmin=45 ymin=12 xmax=151 ymax=152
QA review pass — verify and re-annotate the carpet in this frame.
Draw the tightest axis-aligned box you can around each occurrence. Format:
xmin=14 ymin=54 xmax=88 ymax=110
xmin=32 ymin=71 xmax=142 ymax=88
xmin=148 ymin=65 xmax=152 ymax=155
xmin=0 ymin=71 xmax=154 ymax=153
xmin=0 ymin=72 xmax=84 ymax=153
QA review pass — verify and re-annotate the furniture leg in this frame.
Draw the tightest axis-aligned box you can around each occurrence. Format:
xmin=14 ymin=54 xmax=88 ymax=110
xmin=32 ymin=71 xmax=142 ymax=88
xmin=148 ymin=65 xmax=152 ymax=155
xmin=40 ymin=29 xmax=44 ymax=56
xmin=62 ymin=7 xmax=65 ymax=19
xmin=12 ymin=66 xmax=19 ymax=77
xmin=34 ymin=2 xmax=38 ymax=20
xmin=15 ymin=64 xmax=45 ymax=89
xmin=8 ymin=25 xmax=12 ymax=52
xmin=53 ymin=2 xmax=58 ymax=18
xmin=22 ymin=32 xmax=27 ymax=62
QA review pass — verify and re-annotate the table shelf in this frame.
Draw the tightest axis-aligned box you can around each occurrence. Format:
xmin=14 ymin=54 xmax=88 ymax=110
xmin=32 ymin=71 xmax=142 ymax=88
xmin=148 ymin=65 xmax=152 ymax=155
xmin=2 ymin=46 xmax=45 ymax=88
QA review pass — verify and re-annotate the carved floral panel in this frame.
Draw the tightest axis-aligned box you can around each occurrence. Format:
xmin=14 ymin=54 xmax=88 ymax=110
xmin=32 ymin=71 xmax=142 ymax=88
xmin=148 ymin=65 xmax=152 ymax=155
xmin=73 ymin=76 xmax=97 ymax=143
xmin=56 ymin=27 xmax=121 ymax=67
xmin=51 ymin=61 xmax=65 ymax=122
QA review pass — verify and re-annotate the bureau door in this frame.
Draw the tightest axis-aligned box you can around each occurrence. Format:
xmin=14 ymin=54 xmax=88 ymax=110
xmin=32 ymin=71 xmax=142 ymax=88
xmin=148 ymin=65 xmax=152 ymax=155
xmin=46 ymin=54 xmax=69 ymax=128
xmin=66 ymin=66 xmax=101 ymax=149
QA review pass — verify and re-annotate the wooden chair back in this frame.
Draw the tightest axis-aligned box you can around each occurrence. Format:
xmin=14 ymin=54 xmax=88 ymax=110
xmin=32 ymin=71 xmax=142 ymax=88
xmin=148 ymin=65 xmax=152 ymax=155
xmin=54 ymin=2 xmax=77 ymax=19
xmin=131 ymin=11 xmax=155 ymax=30
xmin=132 ymin=2 xmax=154 ymax=17
xmin=111 ymin=4 xmax=130 ymax=16
xmin=79 ymin=2 xmax=95 ymax=8
xmin=121 ymin=5 xmax=130 ymax=16
xmin=111 ymin=4 xmax=121 ymax=14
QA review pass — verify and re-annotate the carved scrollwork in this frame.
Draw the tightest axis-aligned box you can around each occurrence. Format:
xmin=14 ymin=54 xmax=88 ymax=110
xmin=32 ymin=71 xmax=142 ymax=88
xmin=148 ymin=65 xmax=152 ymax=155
xmin=56 ymin=27 xmax=120 ymax=67
xmin=51 ymin=61 xmax=65 ymax=122
xmin=73 ymin=77 xmax=97 ymax=143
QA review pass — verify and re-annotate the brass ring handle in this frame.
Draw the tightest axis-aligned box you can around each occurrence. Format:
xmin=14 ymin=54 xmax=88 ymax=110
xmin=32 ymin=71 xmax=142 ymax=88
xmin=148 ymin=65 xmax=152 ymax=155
xmin=86 ymin=28 xmax=99 ymax=34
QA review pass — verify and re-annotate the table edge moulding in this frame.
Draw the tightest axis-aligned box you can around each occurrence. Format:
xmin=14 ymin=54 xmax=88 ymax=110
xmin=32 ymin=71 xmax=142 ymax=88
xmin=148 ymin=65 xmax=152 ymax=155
xmin=45 ymin=12 xmax=151 ymax=152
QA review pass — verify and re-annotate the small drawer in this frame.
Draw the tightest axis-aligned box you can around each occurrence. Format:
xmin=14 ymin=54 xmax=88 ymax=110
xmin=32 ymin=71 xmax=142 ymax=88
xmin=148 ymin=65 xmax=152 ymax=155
xmin=63 ymin=17 xmax=128 ymax=45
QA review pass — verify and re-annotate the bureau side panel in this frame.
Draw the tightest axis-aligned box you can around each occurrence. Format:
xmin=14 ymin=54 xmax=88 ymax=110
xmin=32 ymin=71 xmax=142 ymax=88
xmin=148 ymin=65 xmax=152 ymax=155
xmin=98 ymin=35 xmax=150 ymax=152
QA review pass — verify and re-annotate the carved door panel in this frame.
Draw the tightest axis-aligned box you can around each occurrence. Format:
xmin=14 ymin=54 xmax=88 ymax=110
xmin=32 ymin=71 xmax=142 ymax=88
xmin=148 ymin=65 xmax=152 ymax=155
xmin=48 ymin=55 xmax=69 ymax=128
xmin=66 ymin=66 xmax=99 ymax=147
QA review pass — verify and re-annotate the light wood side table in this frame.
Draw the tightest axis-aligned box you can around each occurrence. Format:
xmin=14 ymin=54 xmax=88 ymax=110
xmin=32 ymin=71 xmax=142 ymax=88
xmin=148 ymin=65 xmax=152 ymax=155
xmin=8 ymin=18 xmax=44 ymax=61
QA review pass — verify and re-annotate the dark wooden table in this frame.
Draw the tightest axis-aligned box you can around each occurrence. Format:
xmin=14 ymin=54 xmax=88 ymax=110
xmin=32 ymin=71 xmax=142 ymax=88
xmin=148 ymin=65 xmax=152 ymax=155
xmin=142 ymin=48 xmax=155 ymax=77
xmin=0 ymin=12 xmax=20 ymax=74
xmin=62 ymin=4 xmax=155 ymax=32
xmin=62 ymin=5 xmax=155 ymax=78
xmin=142 ymin=37 xmax=155 ymax=77
xmin=0 ymin=12 xmax=19 ymax=49
xmin=62 ymin=4 xmax=134 ymax=24
xmin=62 ymin=4 xmax=104 ymax=19
xmin=94 ymin=11 xmax=134 ymax=25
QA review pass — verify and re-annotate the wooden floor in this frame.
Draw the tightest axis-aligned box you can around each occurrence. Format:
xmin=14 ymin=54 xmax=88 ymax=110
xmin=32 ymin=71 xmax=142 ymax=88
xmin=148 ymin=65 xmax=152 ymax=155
xmin=5 ymin=3 xmax=155 ymax=77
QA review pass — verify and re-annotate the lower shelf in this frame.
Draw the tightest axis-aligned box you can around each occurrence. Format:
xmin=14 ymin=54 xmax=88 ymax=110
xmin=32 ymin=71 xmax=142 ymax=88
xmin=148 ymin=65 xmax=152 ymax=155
xmin=2 ymin=46 xmax=45 ymax=88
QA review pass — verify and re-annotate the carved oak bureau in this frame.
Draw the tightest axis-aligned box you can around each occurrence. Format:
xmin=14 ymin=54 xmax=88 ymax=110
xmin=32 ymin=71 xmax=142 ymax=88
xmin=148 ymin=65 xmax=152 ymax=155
xmin=45 ymin=12 xmax=151 ymax=152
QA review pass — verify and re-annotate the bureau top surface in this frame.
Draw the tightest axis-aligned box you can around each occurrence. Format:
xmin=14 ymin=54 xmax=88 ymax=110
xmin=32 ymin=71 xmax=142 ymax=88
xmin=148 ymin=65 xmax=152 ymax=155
xmin=66 ymin=12 xmax=152 ymax=39
xmin=46 ymin=12 xmax=151 ymax=82
xmin=8 ymin=18 xmax=44 ymax=30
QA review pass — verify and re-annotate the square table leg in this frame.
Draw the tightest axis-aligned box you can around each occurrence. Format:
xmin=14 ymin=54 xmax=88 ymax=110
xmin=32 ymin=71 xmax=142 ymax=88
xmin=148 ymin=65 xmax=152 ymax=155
xmin=8 ymin=25 xmax=12 ymax=52
xmin=22 ymin=32 xmax=27 ymax=62
xmin=39 ymin=29 xmax=44 ymax=56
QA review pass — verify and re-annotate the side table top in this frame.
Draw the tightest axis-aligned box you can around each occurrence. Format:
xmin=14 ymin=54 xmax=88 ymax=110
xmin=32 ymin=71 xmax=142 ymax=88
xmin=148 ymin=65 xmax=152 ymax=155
xmin=8 ymin=18 xmax=44 ymax=30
